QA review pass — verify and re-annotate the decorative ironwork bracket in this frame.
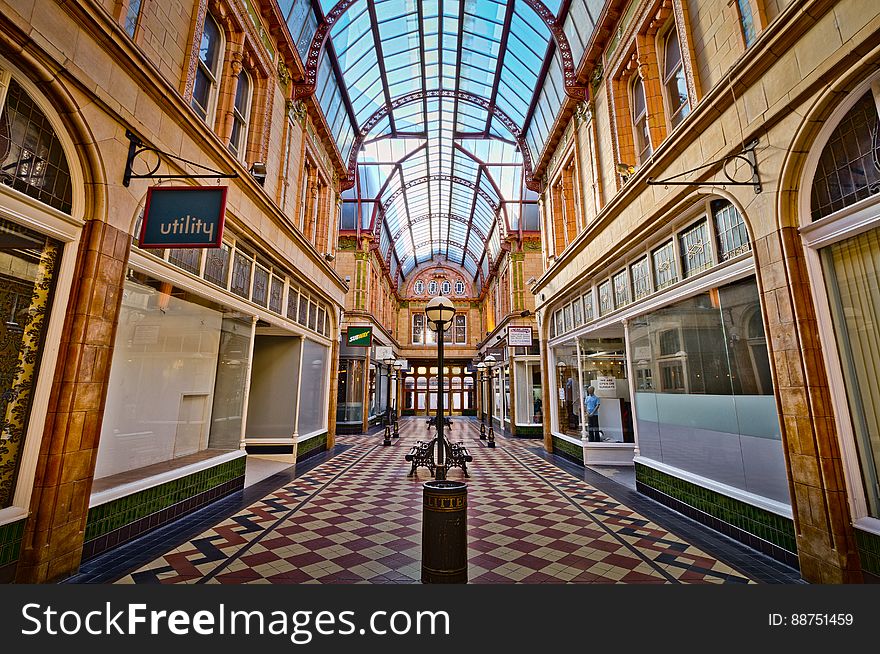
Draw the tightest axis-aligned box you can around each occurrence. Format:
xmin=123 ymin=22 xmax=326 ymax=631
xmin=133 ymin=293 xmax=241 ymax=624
xmin=646 ymin=138 xmax=762 ymax=194
xmin=122 ymin=130 xmax=239 ymax=187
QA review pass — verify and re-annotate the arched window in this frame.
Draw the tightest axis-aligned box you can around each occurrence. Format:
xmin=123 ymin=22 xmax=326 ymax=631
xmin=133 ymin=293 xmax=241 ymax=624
xmin=455 ymin=280 xmax=465 ymax=295
xmin=810 ymin=91 xmax=880 ymax=221
xmin=414 ymin=280 xmax=424 ymax=295
xmin=192 ymin=13 xmax=224 ymax=123
xmin=0 ymin=78 xmax=73 ymax=213
xmin=662 ymin=26 xmax=690 ymax=129
xmin=441 ymin=280 xmax=451 ymax=295
xmin=428 ymin=280 xmax=438 ymax=295
xmin=229 ymin=69 xmax=252 ymax=159
xmin=631 ymin=75 xmax=651 ymax=164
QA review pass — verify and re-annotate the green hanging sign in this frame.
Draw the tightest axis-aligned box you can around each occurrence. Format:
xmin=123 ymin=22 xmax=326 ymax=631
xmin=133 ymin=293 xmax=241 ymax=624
xmin=346 ymin=326 xmax=373 ymax=347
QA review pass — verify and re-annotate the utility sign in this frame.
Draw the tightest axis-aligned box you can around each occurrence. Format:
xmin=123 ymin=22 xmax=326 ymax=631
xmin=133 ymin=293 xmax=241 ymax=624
xmin=347 ymin=326 xmax=373 ymax=347
xmin=139 ymin=186 xmax=227 ymax=248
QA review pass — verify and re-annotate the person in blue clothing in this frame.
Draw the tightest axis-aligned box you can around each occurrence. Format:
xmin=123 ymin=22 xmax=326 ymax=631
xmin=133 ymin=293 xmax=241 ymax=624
xmin=585 ymin=386 xmax=601 ymax=442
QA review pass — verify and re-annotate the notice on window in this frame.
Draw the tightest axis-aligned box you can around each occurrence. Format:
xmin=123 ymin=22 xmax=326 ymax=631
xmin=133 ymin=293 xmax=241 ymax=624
xmin=596 ymin=376 xmax=616 ymax=392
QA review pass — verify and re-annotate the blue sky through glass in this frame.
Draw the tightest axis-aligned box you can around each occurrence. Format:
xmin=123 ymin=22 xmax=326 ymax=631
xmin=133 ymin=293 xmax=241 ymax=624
xmin=313 ymin=0 xmax=567 ymax=282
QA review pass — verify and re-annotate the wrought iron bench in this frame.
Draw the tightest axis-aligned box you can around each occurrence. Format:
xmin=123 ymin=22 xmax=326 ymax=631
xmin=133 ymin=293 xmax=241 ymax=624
xmin=447 ymin=441 xmax=472 ymax=477
xmin=405 ymin=439 xmax=436 ymax=477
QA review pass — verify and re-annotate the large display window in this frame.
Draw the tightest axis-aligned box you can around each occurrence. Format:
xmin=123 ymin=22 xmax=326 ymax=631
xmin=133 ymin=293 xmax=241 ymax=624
xmin=0 ymin=217 xmax=62 ymax=507
xmin=629 ymin=277 xmax=786 ymax=502
xmin=96 ymin=273 xmax=251 ymax=479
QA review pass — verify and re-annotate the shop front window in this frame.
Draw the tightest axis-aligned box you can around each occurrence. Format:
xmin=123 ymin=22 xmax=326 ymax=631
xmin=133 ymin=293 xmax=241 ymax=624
xmin=95 ymin=274 xmax=251 ymax=479
xmin=552 ymin=346 xmax=581 ymax=439
xmin=0 ymin=217 xmax=61 ymax=508
xmin=336 ymin=358 xmax=365 ymax=423
xmin=822 ymin=226 xmax=880 ymax=517
xmin=628 ymin=277 xmax=787 ymax=503
xmin=576 ymin=337 xmax=631 ymax=443
xmin=515 ymin=360 xmax=543 ymax=425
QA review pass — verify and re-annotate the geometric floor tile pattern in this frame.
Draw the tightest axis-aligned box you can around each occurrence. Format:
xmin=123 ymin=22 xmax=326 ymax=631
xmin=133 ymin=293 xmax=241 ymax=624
xmin=116 ymin=418 xmax=753 ymax=584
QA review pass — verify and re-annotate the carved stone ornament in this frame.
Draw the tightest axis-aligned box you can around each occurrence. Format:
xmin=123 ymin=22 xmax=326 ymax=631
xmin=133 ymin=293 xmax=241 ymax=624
xmin=277 ymin=59 xmax=291 ymax=86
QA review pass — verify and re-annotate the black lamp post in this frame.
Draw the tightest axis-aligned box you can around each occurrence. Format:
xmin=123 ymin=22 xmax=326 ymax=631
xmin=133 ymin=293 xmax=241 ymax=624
xmin=383 ymin=355 xmax=394 ymax=446
xmin=484 ymin=354 xmax=496 ymax=447
xmin=475 ymin=362 xmax=487 ymax=439
xmin=392 ymin=360 xmax=402 ymax=438
xmin=426 ymin=295 xmax=455 ymax=480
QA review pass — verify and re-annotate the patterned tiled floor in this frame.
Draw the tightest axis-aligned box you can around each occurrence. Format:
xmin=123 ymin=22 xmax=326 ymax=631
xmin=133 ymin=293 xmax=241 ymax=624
xmin=113 ymin=418 xmax=763 ymax=584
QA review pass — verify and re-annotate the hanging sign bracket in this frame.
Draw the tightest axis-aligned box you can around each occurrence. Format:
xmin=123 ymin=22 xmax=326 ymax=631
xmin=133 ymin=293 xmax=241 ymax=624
xmin=646 ymin=138 xmax=761 ymax=194
xmin=122 ymin=130 xmax=239 ymax=187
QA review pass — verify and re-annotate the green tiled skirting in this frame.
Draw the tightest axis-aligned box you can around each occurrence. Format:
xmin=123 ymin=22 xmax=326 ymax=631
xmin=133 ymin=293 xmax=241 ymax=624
xmin=85 ymin=456 xmax=246 ymax=543
xmin=515 ymin=425 xmax=543 ymax=438
xmin=0 ymin=518 xmax=26 ymax=568
xmin=855 ymin=528 xmax=880 ymax=578
xmin=299 ymin=432 xmax=328 ymax=458
xmin=552 ymin=435 xmax=584 ymax=465
xmin=635 ymin=462 xmax=797 ymax=558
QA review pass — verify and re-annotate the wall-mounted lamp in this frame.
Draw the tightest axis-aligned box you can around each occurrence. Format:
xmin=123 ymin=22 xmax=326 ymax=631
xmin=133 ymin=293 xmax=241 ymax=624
xmin=324 ymin=252 xmax=335 ymax=262
xmin=249 ymin=161 xmax=267 ymax=185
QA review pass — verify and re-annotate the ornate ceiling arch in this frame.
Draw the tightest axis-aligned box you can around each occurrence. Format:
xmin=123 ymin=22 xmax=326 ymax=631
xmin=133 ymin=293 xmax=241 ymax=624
xmin=293 ymin=0 xmax=587 ymax=103
xmin=343 ymin=89 xmax=539 ymax=191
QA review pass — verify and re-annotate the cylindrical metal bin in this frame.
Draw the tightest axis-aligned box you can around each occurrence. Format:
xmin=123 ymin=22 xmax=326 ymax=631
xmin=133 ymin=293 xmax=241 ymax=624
xmin=421 ymin=480 xmax=467 ymax=583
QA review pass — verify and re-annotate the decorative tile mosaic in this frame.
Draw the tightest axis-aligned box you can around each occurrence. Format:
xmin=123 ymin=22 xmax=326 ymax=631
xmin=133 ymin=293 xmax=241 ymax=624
xmin=114 ymin=420 xmax=754 ymax=584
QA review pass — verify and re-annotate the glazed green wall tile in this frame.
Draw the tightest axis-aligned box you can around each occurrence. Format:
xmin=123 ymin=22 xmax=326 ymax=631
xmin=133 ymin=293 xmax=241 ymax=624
xmin=299 ymin=432 xmax=328 ymax=456
xmin=552 ymin=436 xmax=584 ymax=464
xmin=0 ymin=518 xmax=26 ymax=567
xmin=635 ymin=462 xmax=797 ymax=555
xmin=855 ymin=529 xmax=880 ymax=577
xmin=84 ymin=456 xmax=246 ymax=542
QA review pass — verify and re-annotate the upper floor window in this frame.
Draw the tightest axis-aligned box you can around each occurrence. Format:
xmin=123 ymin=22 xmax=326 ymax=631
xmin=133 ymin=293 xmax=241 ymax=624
xmin=679 ymin=220 xmax=713 ymax=277
xmin=192 ymin=14 xmax=223 ymax=123
xmin=662 ymin=26 xmax=690 ymax=129
xmin=414 ymin=280 xmax=424 ymax=295
xmin=631 ymin=75 xmax=652 ymax=164
xmin=736 ymin=0 xmax=758 ymax=48
xmin=454 ymin=314 xmax=467 ymax=344
xmin=229 ymin=69 xmax=252 ymax=159
xmin=441 ymin=280 xmax=451 ymax=295
xmin=455 ymin=280 xmax=465 ymax=295
xmin=428 ymin=280 xmax=438 ymax=295
xmin=713 ymin=200 xmax=751 ymax=260
xmin=412 ymin=313 xmax=425 ymax=344
xmin=124 ymin=0 xmax=143 ymax=38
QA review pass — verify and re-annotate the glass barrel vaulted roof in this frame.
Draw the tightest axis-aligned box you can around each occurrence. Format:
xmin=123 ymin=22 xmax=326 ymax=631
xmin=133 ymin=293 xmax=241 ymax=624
xmin=291 ymin=0 xmax=576 ymax=282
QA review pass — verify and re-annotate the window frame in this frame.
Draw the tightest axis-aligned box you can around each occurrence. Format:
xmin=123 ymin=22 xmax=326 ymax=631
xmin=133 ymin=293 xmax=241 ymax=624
xmin=630 ymin=74 xmax=652 ymax=164
xmin=229 ymin=68 xmax=253 ymax=161
xmin=192 ymin=12 xmax=225 ymax=125
xmin=660 ymin=23 xmax=690 ymax=130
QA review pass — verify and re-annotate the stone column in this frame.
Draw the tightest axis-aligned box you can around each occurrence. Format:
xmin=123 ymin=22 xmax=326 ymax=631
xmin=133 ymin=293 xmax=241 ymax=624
xmin=757 ymin=226 xmax=862 ymax=583
xmin=16 ymin=220 xmax=130 ymax=583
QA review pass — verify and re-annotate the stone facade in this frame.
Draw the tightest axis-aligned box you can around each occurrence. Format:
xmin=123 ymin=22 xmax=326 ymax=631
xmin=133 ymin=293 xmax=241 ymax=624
xmin=534 ymin=0 xmax=880 ymax=582
xmin=0 ymin=0 xmax=345 ymax=582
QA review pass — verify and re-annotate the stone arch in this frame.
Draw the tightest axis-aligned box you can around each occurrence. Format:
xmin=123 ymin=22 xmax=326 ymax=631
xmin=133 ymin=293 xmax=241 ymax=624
xmin=0 ymin=48 xmax=107 ymax=223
